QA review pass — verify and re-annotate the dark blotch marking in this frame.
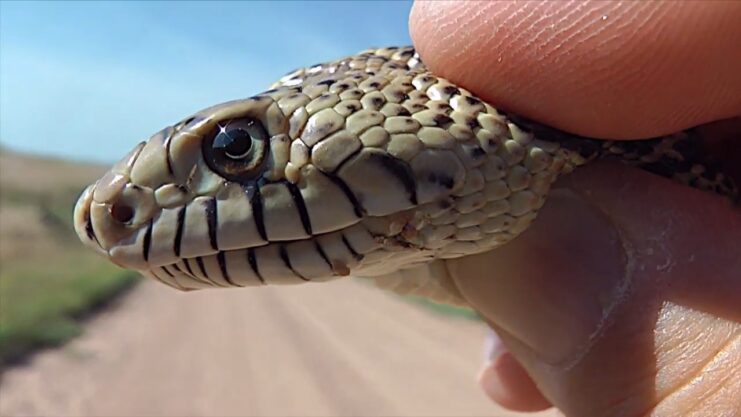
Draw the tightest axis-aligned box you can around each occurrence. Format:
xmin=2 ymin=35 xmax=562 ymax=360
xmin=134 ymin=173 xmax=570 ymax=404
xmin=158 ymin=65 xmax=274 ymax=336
xmin=369 ymin=152 xmax=418 ymax=205
xmin=247 ymin=248 xmax=265 ymax=284
xmin=465 ymin=96 xmax=481 ymax=106
xmin=433 ymin=114 xmax=454 ymax=127
xmin=142 ymin=219 xmax=153 ymax=262
xmin=285 ymin=181 xmax=313 ymax=235
xmin=397 ymin=108 xmax=411 ymax=117
xmin=205 ymin=198 xmax=218 ymax=251
xmin=344 ymin=103 xmax=360 ymax=112
xmin=442 ymin=86 xmax=460 ymax=96
xmin=427 ymin=172 xmax=455 ymax=189
xmin=173 ymin=206 xmax=186 ymax=257
xmin=368 ymin=81 xmax=381 ymax=89
xmin=341 ymin=235 xmax=363 ymax=261
xmin=399 ymin=49 xmax=415 ymax=57
xmin=372 ymin=97 xmax=384 ymax=106
xmin=469 ymin=147 xmax=487 ymax=159
xmin=316 ymin=79 xmax=335 ymax=86
xmin=466 ymin=117 xmax=480 ymax=129
xmin=395 ymin=91 xmax=409 ymax=101
xmin=279 ymin=245 xmax=310 ymax=281
xmin=247 ymin=186 xmax=268 ymax=241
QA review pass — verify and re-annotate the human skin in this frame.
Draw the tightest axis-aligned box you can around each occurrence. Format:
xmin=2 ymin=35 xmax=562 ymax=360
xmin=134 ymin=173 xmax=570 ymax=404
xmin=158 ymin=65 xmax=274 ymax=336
xmin=410 ymin=2 xmax=741 ymax=416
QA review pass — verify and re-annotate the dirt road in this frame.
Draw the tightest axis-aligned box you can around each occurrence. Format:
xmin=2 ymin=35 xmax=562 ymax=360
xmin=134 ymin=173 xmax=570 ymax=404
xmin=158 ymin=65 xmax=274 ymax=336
xmin=0 ymin=279 xmax=559 ymax=417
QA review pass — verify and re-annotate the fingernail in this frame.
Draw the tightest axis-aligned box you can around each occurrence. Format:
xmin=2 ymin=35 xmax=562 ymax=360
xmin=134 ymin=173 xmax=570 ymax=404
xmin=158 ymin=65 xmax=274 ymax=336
xmin=482 ymin=328 xmax=506 ymax=366
xmin=449 ymin=189 xmax=628 ymax=366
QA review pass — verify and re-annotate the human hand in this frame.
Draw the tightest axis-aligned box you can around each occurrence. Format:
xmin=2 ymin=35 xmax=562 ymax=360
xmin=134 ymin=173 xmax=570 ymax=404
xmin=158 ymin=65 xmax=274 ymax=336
xmin=410 ymin=2 xmax=741 ymax=416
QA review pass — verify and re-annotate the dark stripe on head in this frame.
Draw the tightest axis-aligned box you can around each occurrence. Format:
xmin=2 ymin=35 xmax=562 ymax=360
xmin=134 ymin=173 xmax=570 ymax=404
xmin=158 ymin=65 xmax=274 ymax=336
xmin=180 ymin=259 xmax=211 ymax=286
xmin=142 ymin=219 xmax=153 ymax=262
xmin=84 ymin=210 xmax=100 ymax=245
xmin=190 ymin=257 xmax=220 ymax=287
xmin=279 ymin=245 xmax=310 ymax=281
xmin=183 ymin=258 xmax=195 ymax=276
xmin=174 ymin=206 xmax=186 ymax=257
xmin=284 ymin=181 xmax=313 ymax=235
xmin=325 ymin=173 xmax=364 ymax=217
xmin=196 ymin=257 xmax=209 ymax=279
xmin=342 ymin=234 xmax=363 ymax=261
xmin=161 ymin=266 xmax=174 ymax=277
xmin=247 ymin=248 xmax=265 ymax=284
xmin=217 ymin=251 xmax=240 ymax=287
xmin=314 ymin=241 xmax=332 ymax=269
xmin=148 ymin=269 xmax=173 ymax=288
xmin=247 ymin=186 xmax=268 ymax=241
xmin=205 ymin=197 xmax=218 ymax=250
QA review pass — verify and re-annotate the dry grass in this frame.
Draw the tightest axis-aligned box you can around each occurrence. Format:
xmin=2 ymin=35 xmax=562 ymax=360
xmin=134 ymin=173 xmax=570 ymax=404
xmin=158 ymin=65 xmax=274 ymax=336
xmin=0 ymin=149 xmax=138 ymax=365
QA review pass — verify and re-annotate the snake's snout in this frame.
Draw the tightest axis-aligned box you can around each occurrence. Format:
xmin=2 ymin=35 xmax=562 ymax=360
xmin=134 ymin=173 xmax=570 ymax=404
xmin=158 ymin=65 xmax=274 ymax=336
xmin=73 ymin=141 xmax=158 ymax=268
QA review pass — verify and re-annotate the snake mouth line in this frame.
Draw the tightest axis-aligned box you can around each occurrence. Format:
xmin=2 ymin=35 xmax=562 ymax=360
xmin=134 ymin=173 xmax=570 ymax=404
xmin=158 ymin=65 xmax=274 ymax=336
xmin=144 ymin=229 xmax=368 ymax=292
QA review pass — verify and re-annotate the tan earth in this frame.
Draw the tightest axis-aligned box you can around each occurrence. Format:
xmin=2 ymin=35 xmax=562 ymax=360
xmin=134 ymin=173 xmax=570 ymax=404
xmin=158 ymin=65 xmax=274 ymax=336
xmin=0 ymin=278 xmax=561 ymax=417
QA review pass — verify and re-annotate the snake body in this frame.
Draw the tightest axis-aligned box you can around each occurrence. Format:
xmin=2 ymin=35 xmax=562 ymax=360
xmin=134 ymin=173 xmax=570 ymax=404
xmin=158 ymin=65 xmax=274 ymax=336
xmin=74 ymin=46 xmax=737 ymax=306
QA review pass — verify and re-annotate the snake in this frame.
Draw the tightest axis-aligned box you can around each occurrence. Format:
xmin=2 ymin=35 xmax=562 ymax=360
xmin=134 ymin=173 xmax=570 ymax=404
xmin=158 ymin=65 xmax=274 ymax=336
xmin=73 ymin=46 xmax=737 ymax=306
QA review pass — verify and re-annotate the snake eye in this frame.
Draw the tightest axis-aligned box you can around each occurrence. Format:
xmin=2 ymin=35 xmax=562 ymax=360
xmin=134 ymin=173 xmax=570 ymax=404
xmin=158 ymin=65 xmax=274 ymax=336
xmin=202 ymin=118 xmax=269 ymax=182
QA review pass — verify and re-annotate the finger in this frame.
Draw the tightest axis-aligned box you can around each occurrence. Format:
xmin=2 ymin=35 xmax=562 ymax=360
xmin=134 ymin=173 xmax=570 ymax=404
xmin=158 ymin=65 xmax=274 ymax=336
xmin=479 ymin=329 xmax=552 ymax=411
xmin=447 ymin=162 xmax=741 ymax=416
xmin=410 ymin=1 xmax=741 ymax=139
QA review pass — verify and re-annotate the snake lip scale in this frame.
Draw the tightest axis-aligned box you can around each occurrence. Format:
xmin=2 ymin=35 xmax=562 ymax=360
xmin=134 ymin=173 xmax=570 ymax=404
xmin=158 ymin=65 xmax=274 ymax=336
xmin=73 ymin=46 xmax=737 ymax=305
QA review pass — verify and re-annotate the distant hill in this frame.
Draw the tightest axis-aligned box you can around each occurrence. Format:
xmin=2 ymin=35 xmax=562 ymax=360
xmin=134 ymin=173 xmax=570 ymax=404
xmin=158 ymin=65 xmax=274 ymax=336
xmin=0 ymin=149 xmax=107 ymax=195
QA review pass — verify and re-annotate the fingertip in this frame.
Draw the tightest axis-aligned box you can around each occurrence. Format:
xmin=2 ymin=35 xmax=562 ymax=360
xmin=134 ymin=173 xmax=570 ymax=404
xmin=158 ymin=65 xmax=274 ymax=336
xmin=479 ymin=351 xmax=553 ymax=412
xmin=410 ymin=1 xmax=741 ymax=138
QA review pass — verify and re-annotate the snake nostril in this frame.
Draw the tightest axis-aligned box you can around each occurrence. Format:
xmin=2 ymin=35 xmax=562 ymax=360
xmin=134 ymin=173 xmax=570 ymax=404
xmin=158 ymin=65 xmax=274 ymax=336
xmin=110 ymin=202 xmax=135 ymax=224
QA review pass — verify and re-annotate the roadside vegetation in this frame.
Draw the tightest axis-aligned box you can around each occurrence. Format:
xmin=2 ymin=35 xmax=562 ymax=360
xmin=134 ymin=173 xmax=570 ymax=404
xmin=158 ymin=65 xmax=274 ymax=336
xmin=0 ymin=150 xmax=139 ymax=366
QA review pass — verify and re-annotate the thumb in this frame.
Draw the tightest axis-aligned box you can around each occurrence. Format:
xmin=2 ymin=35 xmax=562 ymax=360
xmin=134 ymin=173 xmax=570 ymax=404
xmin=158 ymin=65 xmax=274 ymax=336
xmin=447 ymin=162 xmax=741 ymax=416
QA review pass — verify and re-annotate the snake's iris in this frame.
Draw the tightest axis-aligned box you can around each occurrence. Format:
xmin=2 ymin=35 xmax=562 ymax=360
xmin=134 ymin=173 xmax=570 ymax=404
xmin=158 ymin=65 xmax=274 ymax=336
xmin=202 ymin=118 xmax=269 ymax=182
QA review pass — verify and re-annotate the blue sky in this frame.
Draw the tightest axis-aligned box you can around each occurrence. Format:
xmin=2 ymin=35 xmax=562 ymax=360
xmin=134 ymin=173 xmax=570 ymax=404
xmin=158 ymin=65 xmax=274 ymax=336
xmin=0 ymin=1 xmax=413 ymax=162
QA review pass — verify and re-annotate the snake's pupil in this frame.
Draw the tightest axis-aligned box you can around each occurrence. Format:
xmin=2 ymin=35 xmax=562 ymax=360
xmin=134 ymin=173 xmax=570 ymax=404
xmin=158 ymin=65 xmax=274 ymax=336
xmin=213 ymin=127 xmax=253 ymax=159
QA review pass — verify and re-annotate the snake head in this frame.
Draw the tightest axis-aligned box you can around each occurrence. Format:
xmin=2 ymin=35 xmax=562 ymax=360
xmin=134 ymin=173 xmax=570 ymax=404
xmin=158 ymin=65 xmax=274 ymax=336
xmin=74 ymin=47 xmax=554 ymax=297
xmin=73 ymin=82 xmax=455 ymax=291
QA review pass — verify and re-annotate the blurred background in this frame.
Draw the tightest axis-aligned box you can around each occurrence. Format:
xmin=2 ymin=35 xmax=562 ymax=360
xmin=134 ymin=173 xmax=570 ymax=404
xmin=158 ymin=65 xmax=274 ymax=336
xmin=0 ymin=2 xmax=557 ymax=416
